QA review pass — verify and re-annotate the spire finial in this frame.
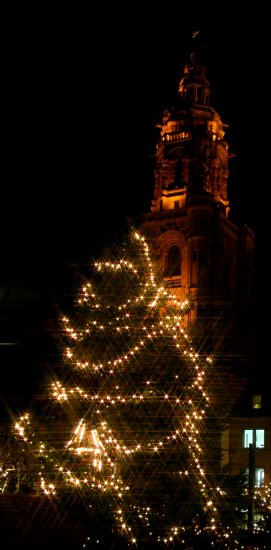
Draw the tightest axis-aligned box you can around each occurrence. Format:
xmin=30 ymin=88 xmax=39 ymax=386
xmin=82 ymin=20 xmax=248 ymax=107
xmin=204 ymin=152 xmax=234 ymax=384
xmin=192 ymin=29 xmax=200 ymax=39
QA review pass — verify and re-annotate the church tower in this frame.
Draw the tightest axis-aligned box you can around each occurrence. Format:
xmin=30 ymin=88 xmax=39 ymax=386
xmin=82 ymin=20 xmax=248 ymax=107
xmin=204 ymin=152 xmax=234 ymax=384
xmin=140 ymin=40 xmax=255 ymax=354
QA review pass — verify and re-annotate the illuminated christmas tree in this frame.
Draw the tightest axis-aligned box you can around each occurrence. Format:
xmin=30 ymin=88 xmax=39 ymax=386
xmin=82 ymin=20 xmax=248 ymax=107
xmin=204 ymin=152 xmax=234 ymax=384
xmin=15 ymin=230 xmax=239 ymax=548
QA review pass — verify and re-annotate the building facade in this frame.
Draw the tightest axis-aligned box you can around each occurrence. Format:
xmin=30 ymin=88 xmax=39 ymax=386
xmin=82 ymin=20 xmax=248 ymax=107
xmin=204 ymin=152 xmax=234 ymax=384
xmin=222 ymin=387 xmax=271 ymax=486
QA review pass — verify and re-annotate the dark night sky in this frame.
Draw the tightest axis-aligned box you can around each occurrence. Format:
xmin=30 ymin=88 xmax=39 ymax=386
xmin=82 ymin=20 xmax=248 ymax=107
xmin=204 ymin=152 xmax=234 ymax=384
xmin=0 ymin=7 xmax=267 ymax=407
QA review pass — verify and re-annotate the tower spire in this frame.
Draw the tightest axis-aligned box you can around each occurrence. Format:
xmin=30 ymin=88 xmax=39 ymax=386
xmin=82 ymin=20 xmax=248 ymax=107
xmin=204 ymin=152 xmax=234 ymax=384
xmin=178 ymin=30 xmax=210 ymax=107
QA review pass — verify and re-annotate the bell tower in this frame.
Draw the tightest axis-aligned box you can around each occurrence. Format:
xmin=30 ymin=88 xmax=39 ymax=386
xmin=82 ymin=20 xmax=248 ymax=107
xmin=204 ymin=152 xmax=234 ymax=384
xmin=152 ymin=48 xmax=230 ymax=215
xmin=140 ymin=40 xmax=255 ymax=350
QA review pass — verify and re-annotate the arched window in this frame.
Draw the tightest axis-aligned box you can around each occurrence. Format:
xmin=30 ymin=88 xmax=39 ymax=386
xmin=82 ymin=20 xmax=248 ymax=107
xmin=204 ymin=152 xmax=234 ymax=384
xmin=164 ymin=246 xmax=181 ymax=276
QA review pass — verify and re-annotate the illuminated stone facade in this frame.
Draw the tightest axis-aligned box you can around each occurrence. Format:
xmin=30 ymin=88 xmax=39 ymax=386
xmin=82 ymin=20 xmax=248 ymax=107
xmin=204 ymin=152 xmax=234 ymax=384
xmin=141 ymin=47 xmax=255 ymax=351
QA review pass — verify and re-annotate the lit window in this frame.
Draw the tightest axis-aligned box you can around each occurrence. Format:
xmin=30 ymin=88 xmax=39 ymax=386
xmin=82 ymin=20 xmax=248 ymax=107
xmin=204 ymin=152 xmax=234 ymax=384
xmin=243 ymin=429 xmax=264 ymax=448
xmin=252 ymin=395 xmax=261 ymax=409
xmin=245 ymin=467 xmax=265 ymax=488
xmin=255 ymin=468 xmax=264 ymax=487
xmin=254 ymin=512 xmax=265 ymax=527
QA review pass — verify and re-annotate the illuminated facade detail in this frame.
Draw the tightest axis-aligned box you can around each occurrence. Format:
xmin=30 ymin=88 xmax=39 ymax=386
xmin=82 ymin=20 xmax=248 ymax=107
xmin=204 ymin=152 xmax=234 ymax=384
xmin=162 ymin=130 xmax=191 ymax=142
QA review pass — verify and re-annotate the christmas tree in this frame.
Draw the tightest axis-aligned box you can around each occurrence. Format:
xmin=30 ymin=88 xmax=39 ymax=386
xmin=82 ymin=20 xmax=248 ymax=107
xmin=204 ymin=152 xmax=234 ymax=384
xmin=14 ymin=230 xmax=238 ymax=548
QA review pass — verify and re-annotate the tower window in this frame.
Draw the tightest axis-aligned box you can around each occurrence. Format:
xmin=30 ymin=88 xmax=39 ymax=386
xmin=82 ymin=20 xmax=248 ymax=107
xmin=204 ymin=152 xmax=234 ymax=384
xmin=192 ymin=251 xmax=197 ymax=263
xmin=164 ymin=246 xmax=181 ymax=277
xmin=197 ymin=87 xmax=203 ymax=104
xmin=174 ymin=200 xmax=179 ymax=209
xmin=199 ymin=254 xmax=206 ymax=266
